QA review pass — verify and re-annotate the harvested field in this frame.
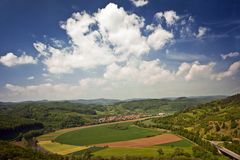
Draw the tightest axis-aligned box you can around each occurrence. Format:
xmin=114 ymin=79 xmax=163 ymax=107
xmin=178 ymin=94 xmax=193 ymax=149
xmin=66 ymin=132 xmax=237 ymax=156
xmin=95 ymin=134 xmax=182 ymax=147
xmin=38 ymin=141 xmax=88 ymax=155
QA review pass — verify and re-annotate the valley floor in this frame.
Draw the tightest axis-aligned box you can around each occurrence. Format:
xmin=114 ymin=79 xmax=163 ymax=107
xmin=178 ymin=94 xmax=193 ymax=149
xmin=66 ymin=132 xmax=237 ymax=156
xmin=37 ymin=119 xmax=195 ymax=158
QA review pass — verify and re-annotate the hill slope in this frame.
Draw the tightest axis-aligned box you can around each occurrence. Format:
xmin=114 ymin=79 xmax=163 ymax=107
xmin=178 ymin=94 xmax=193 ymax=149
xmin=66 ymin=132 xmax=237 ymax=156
xmin=110 ymin=96 xmax=225 ymax=114
xmin=151 ymin=94 xmax=240 ymax=154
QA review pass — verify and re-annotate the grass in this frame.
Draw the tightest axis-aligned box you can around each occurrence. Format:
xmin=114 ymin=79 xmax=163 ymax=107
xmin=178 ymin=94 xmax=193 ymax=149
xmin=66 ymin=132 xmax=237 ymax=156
xmin=142 ymin=119 xmax=156 ymax=125
xmin=55 ymin=122 xmax=161 ymax=146
xmin=93 ymin=146 xmax=193 ymax=158
xmin=37 ymin=127 xmax=84 ymax=141
xmin=158 ymin=139 xmax=194 ymax=147
xmin=94 ymin=147 xmax=159 ymax=158
xmin=38 ymin=141 xmax=88 ymax=155
xmin=93 ymin=139 xmax=195 ymax=158
xmin=69 ymin=146 xmax=107 ymax=156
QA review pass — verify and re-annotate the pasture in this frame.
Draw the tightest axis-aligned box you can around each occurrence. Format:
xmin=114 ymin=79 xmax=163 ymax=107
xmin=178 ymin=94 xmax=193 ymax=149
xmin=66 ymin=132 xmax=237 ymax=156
xmin=93 ymin=145 xmax=193 ymax=158
xmin=55 ymin=122 xmax=161 ymax=146
xmin=71 ymin=139 xmax=195 ymax=157
xmin=158 ymin=139 xmax=195 ymax=147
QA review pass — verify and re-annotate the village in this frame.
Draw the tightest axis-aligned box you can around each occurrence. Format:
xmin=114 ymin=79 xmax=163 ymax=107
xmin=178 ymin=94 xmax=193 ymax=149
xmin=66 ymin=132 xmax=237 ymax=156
xmin=98 ymin=114 xmax=142 ymax=123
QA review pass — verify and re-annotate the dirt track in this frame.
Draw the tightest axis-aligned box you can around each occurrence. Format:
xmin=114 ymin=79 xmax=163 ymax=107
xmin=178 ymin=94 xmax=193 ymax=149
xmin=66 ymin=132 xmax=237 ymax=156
xmin=94 ymin=134 xmax=182 ymax=147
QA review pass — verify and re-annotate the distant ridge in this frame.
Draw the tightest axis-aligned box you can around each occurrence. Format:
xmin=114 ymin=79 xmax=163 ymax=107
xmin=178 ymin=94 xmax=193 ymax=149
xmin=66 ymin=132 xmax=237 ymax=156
xmin=0 ymin=95 xmax=227 ymax=105
xmin=68 ymin=98 xmax=121 ymax=105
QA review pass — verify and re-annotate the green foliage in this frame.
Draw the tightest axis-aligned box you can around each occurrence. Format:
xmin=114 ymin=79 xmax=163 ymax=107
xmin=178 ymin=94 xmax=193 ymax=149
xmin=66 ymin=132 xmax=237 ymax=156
xmin=60 ymin=115 xmax=85 ymax=128
xmin=0 ymin=114 xmax=44 ymax=140
xmin=191 ymin=146 xmax=214 ymax=160
xmin=23 ymin=129 xmax=44 ymax=140
xmin=152 ymin=94 xmax=240 ymax=140
xmin=0 ymin=141 xmax=64 ymax=160
xmin=171 ymin=148 xmax=191 ymax=157
xmin=223 ymin=140 xmax=240 ymax=154
xmin=0 ymin=101 xmax=106 ymax=140
xmin=158 ymin=139 xmax=194 ymax=147
xmin=157 ymin=148 xmax=164 ymax=156
xmin=137 ymin=94 xmax=240 ymax=159
xmin=231 ymin=120 xmax=238 ymax=129
xmin=70 ymin=146 xmax=107 ymax=156
xmin=110 ymin=96 xmax=222 ymax=114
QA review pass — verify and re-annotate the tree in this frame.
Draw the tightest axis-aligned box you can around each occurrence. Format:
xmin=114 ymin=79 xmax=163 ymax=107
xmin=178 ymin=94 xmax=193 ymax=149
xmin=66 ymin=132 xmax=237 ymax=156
xmin=157 ymin=148 xmax=164 ymax=156
xmin=192 ymin=146 xmax=206 ymax=158
xmin=215 ymin=124 xmax=220 ymax=132
xmin=231 ymin=120 xmax=238 ymax=129
xmin=82 ymin=150 xmax=93 ymax=160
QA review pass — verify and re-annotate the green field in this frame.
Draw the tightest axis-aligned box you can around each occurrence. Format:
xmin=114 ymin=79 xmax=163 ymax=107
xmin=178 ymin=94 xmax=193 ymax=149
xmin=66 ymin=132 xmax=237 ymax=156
xmin=93 ymin=146 xmax=193 ymax=158
xmin=70 ymin=146 xmax=106 ymax=156
xmin=94 ymin=147 xmax=160 ymax=158
xmin=93 ymin=139 xmax=194 ymax=158
xmin=69 ymin=139 xmax=195 ymax=158
xmin=55 ymin=122 xmax=161 ymax=146
xmin=158 ymin=139 xmax=194 ymax=147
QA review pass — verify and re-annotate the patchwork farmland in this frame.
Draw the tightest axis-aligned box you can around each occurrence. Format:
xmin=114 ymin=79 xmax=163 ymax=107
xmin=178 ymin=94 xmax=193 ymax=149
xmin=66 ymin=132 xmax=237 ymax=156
xmin=37 ymin=121 xmax=195 ymax=158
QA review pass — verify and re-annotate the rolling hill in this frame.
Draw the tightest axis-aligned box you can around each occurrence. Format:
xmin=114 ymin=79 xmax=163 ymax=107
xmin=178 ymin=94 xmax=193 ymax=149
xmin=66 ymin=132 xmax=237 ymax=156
xmin=0 ymin=96 xmax=224 ymax=141
xmin=150 ymin=94 xmax=240 ymax=154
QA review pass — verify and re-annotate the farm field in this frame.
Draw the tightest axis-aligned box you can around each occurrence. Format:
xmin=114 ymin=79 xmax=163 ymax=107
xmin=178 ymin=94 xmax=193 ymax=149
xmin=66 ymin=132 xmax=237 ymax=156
xmin=55 ymin=122 xmax=161 ymax=146
xmin=93 ymin=146 xmax=193 ymax=158
xmin=38 ymin=121 xmax=196 ymax=158
xmin=158 ymin=139 xmax=195 ymax=147
xmin=92 ymin=139 xmax=194 ymax=158
xmin=38 ymin=141 xmax=88 ymax=155
xmin=95 ymin=134 xmax=182 ymax=147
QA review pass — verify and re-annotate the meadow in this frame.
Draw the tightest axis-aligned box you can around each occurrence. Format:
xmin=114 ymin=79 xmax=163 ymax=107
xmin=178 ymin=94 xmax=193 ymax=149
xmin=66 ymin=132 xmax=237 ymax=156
xmin=38 ymin=121 xmax=196 ymax=158
xmin=55 ymin=122 xmax=161 ymax=146
xmin=93 ymin=146 xmax=193 ymax=158
xmin=72 ymin=139 xmax=195 ymax=158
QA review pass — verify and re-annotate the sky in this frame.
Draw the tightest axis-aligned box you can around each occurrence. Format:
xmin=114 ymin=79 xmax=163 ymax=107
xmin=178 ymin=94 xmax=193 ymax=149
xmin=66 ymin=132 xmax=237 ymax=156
xmin=0 ymin=0 xmax=240 ymax=101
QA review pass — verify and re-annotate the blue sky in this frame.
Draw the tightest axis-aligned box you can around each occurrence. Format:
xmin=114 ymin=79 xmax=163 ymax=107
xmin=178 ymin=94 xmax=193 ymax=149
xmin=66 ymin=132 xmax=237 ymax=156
xmin=0 ymin=0 xmax=240 ymax=101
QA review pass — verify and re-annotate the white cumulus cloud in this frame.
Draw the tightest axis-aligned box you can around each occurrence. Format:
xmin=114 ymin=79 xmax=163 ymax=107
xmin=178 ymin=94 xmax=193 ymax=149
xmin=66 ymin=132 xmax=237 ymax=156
xmin=155 ymin=10 xmax=180 ymax=25
xmin=0 ymin=52 xmax=37 ymax=67
xmin=196 ymin=27 xmax=208 ymax=38
xmin=176 ymin=62 xmax=191 ymax=76
xmin=5 ymin=83 xmax=85 ymax=101
xmin=212 ymin=61 xmax=240 ymax=80
xmin=34 ymin=3 xmax=176 ymax=74
xmin=95 ymin=3 xmax=149 ymax=57
xmin=176 ymin=61 xmax=216 ymax=81
xmin=104 ymin=59 xmax=175 ymax=85
xmin=147 ymin=27 xmax=173 ymax=50
xmin=130 ymin=0 xmax=148 ymax=7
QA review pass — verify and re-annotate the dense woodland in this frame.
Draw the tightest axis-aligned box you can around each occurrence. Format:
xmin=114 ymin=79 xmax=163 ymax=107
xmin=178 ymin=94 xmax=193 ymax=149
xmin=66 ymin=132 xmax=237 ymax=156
xmin=109 ymin=96 xmax=223 ymax=114
xmin=0 ymin=101 xmax=104 ymax=140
